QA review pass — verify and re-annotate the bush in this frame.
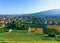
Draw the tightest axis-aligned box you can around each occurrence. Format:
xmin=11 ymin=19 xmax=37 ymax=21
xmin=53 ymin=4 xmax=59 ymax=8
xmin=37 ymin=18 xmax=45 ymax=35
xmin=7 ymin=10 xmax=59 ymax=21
xmin=56 ymin=36 xmax=60 ymax=41
xmin=0 ymin=27 xmax=9 ymax=32
xmin=48 ymin=33 xmax=55 ymax=37
xmin=18 ymin=25 xmax=27 ymax=30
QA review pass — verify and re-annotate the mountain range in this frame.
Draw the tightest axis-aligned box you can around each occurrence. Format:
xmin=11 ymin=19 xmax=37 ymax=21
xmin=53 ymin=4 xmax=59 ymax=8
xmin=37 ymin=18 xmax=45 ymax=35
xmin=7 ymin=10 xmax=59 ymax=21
xmin=23 ymin=9 xmax=60 ymax=16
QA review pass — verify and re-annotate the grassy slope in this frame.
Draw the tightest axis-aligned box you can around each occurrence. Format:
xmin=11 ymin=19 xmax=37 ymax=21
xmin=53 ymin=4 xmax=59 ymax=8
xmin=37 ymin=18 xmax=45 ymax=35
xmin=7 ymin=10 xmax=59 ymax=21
xmin=0 ymin=30 xmax=60 ymax=43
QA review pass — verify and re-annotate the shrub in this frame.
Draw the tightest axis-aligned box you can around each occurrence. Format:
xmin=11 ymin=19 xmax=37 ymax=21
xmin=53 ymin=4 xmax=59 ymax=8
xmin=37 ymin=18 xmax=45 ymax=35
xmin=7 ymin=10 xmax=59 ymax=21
xmin=0 ymin=27 xmax=9 ymax=32
xmin=48 ymin=33 xmax=55 ymax=37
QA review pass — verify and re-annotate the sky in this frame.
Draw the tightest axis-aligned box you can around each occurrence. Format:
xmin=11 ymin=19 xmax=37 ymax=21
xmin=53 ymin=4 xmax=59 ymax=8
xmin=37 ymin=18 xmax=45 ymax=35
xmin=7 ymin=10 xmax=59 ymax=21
xmin=0 ymin=0 xmax=60 ymax=14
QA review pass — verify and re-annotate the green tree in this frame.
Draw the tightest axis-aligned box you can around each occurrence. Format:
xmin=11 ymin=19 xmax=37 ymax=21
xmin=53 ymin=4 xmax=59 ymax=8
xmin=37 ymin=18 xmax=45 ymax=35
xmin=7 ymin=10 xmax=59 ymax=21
xmin=15 ymin=20 xmax=22 ymax=30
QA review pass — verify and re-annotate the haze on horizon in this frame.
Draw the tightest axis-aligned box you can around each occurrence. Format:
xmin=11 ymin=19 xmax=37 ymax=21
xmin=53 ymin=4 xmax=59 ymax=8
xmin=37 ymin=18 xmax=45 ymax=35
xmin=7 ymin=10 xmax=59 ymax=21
xmin=0 ymin=0 xmax=60 ymax=14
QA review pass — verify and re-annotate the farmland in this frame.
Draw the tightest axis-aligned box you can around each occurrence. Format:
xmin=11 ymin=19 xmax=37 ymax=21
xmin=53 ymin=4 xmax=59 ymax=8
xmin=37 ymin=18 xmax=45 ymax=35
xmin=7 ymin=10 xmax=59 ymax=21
xmin=47 ymin=25 xmax=60 ymax=35
xmin=47 ymin=25 xmax=60 ymax=32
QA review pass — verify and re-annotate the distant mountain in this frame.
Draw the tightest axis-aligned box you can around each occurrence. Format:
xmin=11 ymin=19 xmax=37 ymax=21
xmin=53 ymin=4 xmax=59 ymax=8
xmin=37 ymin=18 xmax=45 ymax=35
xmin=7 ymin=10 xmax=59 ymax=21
xmin=23 ymin=9 xmax=60 ymax=16
xmin=36 ymin=9 xmax=60 ymax=16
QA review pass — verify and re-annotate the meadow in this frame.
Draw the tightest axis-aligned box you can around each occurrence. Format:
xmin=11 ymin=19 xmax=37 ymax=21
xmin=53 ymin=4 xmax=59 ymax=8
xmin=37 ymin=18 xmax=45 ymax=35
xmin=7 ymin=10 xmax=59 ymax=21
xmin=0 ymin=30 xmax=60 ymax=43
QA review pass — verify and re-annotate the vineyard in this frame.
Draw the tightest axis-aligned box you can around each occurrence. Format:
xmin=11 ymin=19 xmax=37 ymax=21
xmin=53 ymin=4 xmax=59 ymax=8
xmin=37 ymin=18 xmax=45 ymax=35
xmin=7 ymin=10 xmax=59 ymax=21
xmin=47 ymin=25 xmax=60 ymax=34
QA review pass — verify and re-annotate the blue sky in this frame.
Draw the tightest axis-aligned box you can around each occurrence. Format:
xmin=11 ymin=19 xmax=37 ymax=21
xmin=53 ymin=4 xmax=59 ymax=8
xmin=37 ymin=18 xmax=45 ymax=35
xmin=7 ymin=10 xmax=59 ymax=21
xmin=0 ymin=0 xmax=60 ymax=14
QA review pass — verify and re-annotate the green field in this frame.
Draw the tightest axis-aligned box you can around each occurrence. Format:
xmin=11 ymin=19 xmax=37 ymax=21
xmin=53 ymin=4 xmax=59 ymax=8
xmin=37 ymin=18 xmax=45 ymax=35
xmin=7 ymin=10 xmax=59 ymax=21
xmin=0 ymin=30 xmax=60 ymax=43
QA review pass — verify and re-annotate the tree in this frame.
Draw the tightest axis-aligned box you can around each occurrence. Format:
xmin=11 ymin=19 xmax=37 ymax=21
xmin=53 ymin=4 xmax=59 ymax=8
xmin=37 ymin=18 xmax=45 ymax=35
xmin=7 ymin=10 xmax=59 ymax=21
xmin=6 ymin=21 xmax=15 ymax=29
xmin=15 ymin=20 xmax=22 ymax=30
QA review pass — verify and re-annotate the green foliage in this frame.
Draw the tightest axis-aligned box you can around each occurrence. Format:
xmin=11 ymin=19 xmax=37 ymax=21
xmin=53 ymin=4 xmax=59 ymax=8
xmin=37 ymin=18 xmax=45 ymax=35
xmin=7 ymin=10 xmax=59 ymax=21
xmin=5 ymin=22 xmax=15 ymax=29
xmin=0 ymin=27 xmax=9 ymax=32
xmin=48 ymin=33 xmax=55 ymax=37
xmin=56 ymin=35 xmax=60 ymax=41
xmin=15 ymin=20 xmax=22 ymax=29
xmin=48 ymin=29 xmax=60 ymax=35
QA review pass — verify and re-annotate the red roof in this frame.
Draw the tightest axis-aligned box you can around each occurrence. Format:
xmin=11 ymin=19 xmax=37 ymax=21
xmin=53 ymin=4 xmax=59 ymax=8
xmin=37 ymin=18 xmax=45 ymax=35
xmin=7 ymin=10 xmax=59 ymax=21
xmin=0 ymin=17 xmax=10 ymax=22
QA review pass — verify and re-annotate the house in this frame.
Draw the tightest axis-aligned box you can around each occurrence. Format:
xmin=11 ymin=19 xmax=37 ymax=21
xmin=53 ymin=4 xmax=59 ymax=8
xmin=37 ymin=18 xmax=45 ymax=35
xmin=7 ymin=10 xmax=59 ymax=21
xmin=0 ymin=17 xmax=11 ymax=27
xmin=0 ymin=20 xmax=4 ymax=27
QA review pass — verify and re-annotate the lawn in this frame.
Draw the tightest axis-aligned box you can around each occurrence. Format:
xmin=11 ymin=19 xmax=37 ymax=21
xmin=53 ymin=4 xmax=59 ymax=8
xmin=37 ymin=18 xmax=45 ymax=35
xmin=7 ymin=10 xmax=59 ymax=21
xmin=0 ymin=30 xmax=60 ymax=43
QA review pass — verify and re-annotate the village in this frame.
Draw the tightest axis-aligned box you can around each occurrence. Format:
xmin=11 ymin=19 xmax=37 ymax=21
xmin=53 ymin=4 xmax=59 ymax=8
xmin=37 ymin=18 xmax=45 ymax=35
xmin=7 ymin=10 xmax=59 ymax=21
xmin=0 ymin=15 xmax=60 ymax=34
xmin=0 ymin=15 xmax=59 ymax=43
